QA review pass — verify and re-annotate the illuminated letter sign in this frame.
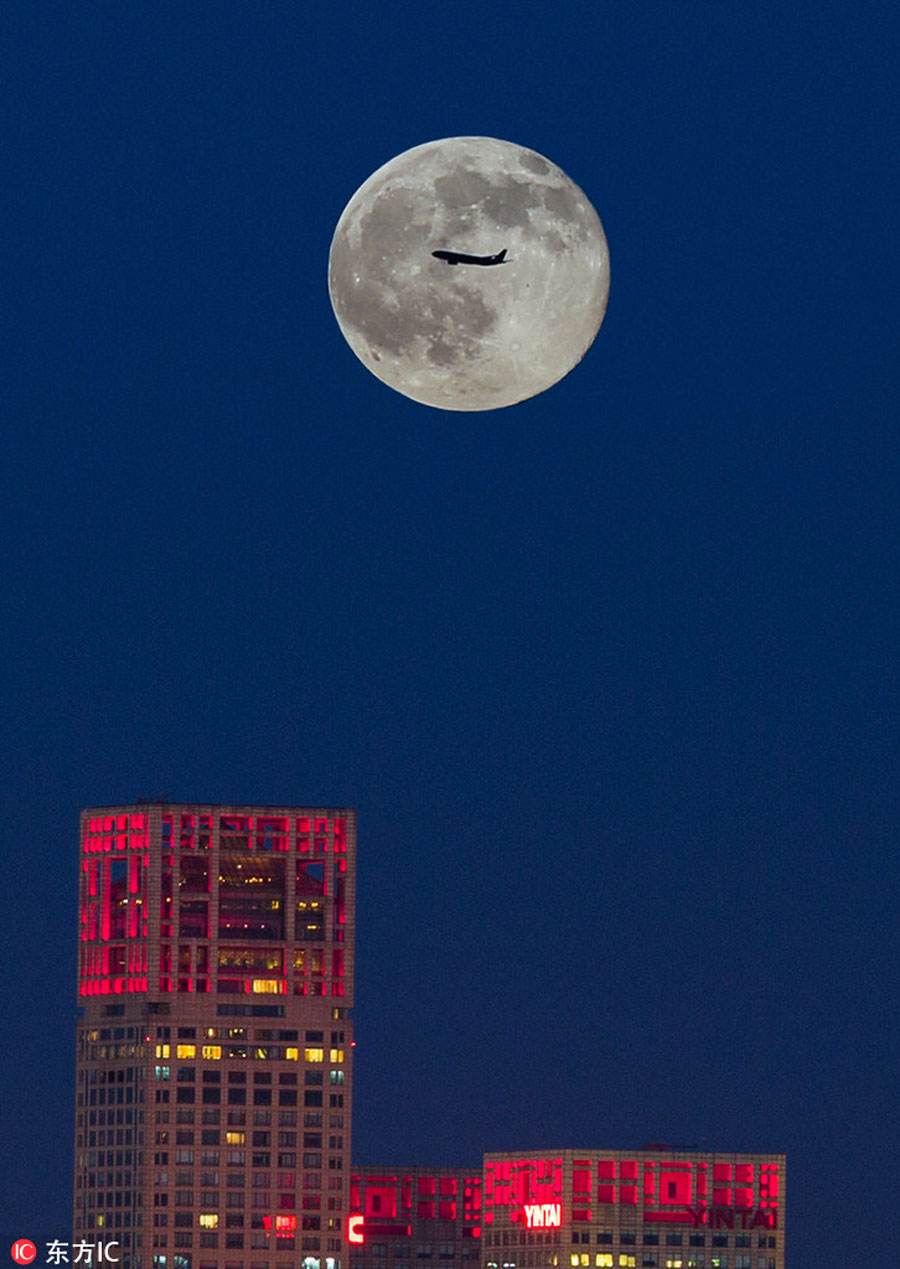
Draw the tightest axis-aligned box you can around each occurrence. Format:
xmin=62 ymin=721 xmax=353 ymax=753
xmin=348 ymin=1215 xmax=365 ymax=1244
xmin=524 ymin=1204 xmax=561 ymax=1229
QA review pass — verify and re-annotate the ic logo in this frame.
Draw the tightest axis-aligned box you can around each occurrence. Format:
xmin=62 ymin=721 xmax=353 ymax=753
xmin=11 ymin=1243 xmax=37 ymax=1265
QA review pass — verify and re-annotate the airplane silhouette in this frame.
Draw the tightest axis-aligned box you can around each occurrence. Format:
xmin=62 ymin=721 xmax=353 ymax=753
xmin=431 ymin=248 xmax=508 ymax=266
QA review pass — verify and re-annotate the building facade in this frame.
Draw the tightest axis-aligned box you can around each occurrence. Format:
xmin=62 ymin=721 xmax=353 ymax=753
xmin=348 ymin=1167 xmax=483 ymax=1269
xmin=73 ymin=803 xmax=356 ymax=1269
xmin=482 ymin=1151 xmax=784 ymax=1269
xmin=347 ymin=1153 xmax=783 ymax=1269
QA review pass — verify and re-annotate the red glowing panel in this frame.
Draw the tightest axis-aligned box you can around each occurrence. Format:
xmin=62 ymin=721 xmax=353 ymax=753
xmin=440 ymin=1178 xmax=457 ymax=1197
xmin=660 ymin=1172 xmax=692 ymax=1205
xmin=620 ymin=1162 xmax=638 ymax=1181
xmin=439 ymin=1201 xmax=456 ymax=1220
xmin=597 ymin=1161 xmax=615 ymax=1180
xmin=735 ymin=1164 xmax=753 ymax=1185
xmin=348 ymin=1215 xmax=364 ymax=1245
xmin=597 ymin=1186 xmax=615 ymax=1204
xmin=572 ymin=1169 xmax=592 ymax=1195
xmin=734 ymin=1188 xmax=753 ymax=1208
xmin=713 ymin=1164 xmax=732 ymax=1182
xmin=620 ymin=1187 xmax=638 ymax=1205
xmin=760 ymin=1171 xmax=779 ymax=1202
xmin=366 ymin=1187 xmax=398 ymax=1219
xmin=712 ymin=1189 xmax=731 ymax=1206
xmin=523 ymin=1204 xmax=560 ymax=1229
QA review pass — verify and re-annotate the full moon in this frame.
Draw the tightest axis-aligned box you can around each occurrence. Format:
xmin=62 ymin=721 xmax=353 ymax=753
xmin=328 ymin=137 xmax=610 ymax=411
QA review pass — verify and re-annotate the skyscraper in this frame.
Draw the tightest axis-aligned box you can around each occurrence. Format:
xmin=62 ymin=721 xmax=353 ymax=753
xmin=74 ymin=803 xmax=356 ymax=1269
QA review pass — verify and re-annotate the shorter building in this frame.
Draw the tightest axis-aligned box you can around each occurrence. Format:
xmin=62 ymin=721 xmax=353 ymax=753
xmin=349 ymin=1167 xmax=483 ymax=1269
xmin=482 ymin=1150 xmax=784 ymax=1269
xmin=349 ymin=1152 xmax=784 ymax=1269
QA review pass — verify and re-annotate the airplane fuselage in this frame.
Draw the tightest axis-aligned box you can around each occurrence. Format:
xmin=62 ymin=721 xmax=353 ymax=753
xmin=432 ymin=248 xmax=508 ymax=266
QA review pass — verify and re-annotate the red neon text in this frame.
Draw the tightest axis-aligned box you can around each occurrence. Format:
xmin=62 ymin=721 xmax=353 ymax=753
xmin=524 ymin=1204 xmax=561 ymax=1229
xmin=644 ymin=1207 xmax=777 ymax=1229
xmin=348 ymin=1215 xmax=365 ymax=1244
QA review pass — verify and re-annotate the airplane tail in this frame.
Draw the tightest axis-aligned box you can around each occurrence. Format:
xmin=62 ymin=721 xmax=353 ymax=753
xmin=497 ymin=249 xmax=507 ymax=262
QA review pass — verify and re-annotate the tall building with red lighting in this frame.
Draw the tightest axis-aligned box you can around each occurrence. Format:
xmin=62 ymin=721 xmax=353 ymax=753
xmin=74 ymin=803 xmax=356 ymax=1269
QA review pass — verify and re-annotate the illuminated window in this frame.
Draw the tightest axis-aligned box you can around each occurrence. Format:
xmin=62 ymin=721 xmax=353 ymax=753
xmin=286 ymin=1048 xmax=300 ymax=1061
xmin=597 ymin=1258 xmax=613 ymax=1268
xmin=619 ymin=1259 xmax=636 ymax=1268
xmin=177 ymin=1045 xmax=196 ymax=1059
xmin=198 ymin=1215 xmax=218 ymax=1229
xmin=156 ymin=1045 xmax=171 ymax=1058
xmin=202 ymin=1046 xmax=222 ymax=1060
xmin=226 ymin=1132 xmax=245 ymax=1145
xmin=329 ymin=1049 xmax=343 ymax=1063
xmin=305 ymin=1048 xmax=325 ymax=1063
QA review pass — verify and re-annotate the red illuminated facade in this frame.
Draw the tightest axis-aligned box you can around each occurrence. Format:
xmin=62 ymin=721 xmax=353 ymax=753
xmin=348 ymin=1153 xmax=784 ymax=1269
xmin=348 ymin=1168 xmax=482 ymax=1269
xmin=482 ymin=1151 xmax=784 ymax=1269
xmin=73 ymin=803 xmax=356 ymax=1269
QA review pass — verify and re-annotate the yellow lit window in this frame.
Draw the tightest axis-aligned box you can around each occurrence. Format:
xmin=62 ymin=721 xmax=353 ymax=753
xmin=285 ymin=1047 xmax=299 ymax=1061
xmin=198 ymin=1214 xmax=218 ymax=1229
xmin=251 ymin=979 xmax=284 ymax=994
xmin=665 ymin=1261 xmax=683 ymax=1269
xmin=571 ymin=1257 xmax=580 ymax=1266
xmin=304 ymin=1047 xmax=324 ymax=1062
xmin=225 ymin=1131 xmax=245 ymax=1145
xmin=597 ymin=1258 xmax=613 ymax=1268
xmin=176 ymin=1044 xmax=196 ymax=1059
xmin=580 ymin=1257 xmax=589 ymax=1267
xmin=619 ymin=1259 xmax=636 ymax=1268
xmin=201 ymin=1045 xmax=221 ymax=1060
xmin=329 ymin=1049 xmax=344 ymax=1063
xmin=155 ymin=1044 xmax=170 ymax=1059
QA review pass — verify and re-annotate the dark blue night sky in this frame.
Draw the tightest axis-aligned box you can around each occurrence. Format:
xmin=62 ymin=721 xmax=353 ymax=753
xmin=1 ymin=2 xmax=897 ymax=1262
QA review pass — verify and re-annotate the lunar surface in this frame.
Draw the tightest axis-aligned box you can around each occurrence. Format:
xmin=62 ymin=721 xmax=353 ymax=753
xmin=328 ymin=137 xmax=610 ymax=411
